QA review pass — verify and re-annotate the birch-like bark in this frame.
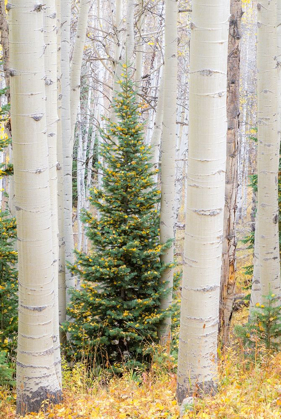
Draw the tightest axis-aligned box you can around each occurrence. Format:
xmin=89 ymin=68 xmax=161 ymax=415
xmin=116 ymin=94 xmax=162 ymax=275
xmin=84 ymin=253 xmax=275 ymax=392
xmin=77 ymin=106 xmax=86 ymax=253
xmin=219 ymin=0 xmax=241 ymax=346
xmin=70 ymin=0 xmax=91 ymax=138
xmin=125 ymin=0 xmax=134 ymax=64
xmin=9 ymin=1 xmax=62 ymax=413
xmin=250 ymin=212 xmax=261 ymax=310
xmin=56 ymin=0 xmax=66 ymax=326
xmin=150 ymin=69 xmax=164 ymax=175
xmin=44 ymin=0 xmax=61 ymax=383
xmin=110 ymin=0 xmax=124 ymax=115
xmin=158 ymin=0 xmax=177 ymax=344
xmin=135 ymin=13 xmax=145 ymax=86
xmin=0 ymin=0 xmax=10 ymax=96
xmin=177 ymin=0 xmax=230 ymax=402
xmin=255 ymin=0 xmax=280 ymax=302
xmin=61 ymin=0 xmax=75 ymax=306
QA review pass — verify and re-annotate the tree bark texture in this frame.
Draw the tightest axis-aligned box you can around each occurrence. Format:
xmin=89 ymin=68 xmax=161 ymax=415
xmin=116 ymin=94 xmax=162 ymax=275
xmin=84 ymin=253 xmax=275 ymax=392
xmin=177 ymin=0 xmax=230 ymax=403
xmin=255 ymin=0 xmax=280 ymax=302
xmin=70 ymin=0 xmax=91 ymax=139
xmin=219 ymin=0 xmax=242 ymax=346
xmin=158 ymin=0 xmax=178 ymax=344
xmin=0 ymin=0 xmax=10 ymax=96
xmin=44 ymin=0 xmax=62 ymax=384
xmin=9 ymin=1 xmax=62 ymax=413
xmin=61 ymin=0 xmax=75 ymax=309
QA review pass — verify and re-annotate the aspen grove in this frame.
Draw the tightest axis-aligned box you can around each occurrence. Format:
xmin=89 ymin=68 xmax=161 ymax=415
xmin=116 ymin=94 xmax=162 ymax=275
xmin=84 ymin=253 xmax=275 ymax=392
xmin=1 ymin=0 xmax=281 ymax=417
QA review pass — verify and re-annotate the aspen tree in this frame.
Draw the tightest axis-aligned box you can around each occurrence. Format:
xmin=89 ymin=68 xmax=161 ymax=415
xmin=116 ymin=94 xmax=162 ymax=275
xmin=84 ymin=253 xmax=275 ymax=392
xmin=177 ymin=0 xmax=230 ymax=402
xmin=70 ymin=0 xmax=91 ymax=138
xmin=61 ymin=0 xmax=75 ymax=308
xmin=44 ymin=0 xmax=61 ymax=383
xmin=220 ymin=0 xmax=242 ymax=345
xmin=0 ymin=0 xmax=10 ymax=95
xmin=151 ymin=71 xmax=164 ymax=174
xmin=254 ymin=0 xmax=280 ymax=301
xmin=9 ymin=0 xmax=62 ymax=413
xmin=158 ymin=0 xmax=177 ymax=344
xmin=125 ymin=0 xmax=134 ymax=63
xmin=56 ymin=0 xmax=66 ymax=326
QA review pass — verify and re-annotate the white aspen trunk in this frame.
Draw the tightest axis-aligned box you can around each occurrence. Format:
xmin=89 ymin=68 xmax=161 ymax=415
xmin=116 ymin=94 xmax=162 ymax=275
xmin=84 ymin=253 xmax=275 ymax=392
xmin=112 ymin=0 xmax=123 ymax=91
xmin=145 ymin=69 xmax=158 ymax=144
xmin=77 ymin=107 xmax=86 ymax=253
xmin=110 ymin=0 xmax=125 ymax=127
xmin=70 ymin=0 xmax=91 ymax=137
xmin=9 ymin=1 xmax=62 ymax=414
xmin=158 ymin=0 xmax=177 ymax=344
xmin=135 ymin=13 xmax=145 ymax=86
xmin=255 ymin=0 xmax=280 ymax=301
xmin=175 ymin=101 xmax=188 ymax=225
xmin=125 ymin=0 xmax=134 ymax=64
xmin=177 ymin=0 xmax=230 ymax=402
xmin=237 ymin=25 xmax=249 ymax=221
xmin=0 ymin=0 xmax=10 ymax=96
xmin=56 ymin=0 xmax=66 ymax=326
xmin=44 ymin=0 xmax=61 ymax=383
xmin=61 ymin=0 xmax=75 ymax=306
xmin=278 ymin=0 xmax=281 ymax=145
xmin=150 ymin=69 xmax=164 ymax=175
xmin=219 ymin=0 xmax=241 ymax=346
xmin=250 ymin=212 xmax=261 ymax=311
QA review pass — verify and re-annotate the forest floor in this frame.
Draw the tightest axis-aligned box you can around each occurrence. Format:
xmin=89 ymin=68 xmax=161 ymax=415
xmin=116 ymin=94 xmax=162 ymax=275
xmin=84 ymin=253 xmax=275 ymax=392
xmin=2 ymin=311 xmax=281 ymax=419
xmin=2 ymin=244 xmax=281 ymax=418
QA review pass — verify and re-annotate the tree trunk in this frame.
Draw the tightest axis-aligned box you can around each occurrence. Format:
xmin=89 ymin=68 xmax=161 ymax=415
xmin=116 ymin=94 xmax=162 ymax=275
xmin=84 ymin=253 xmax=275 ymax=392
xmin=0 ymin=0 xmax=10 ymax=97
xmin=56 ymin=0 xmax=67 ymax=327
xmin=158 ymin=0 xmax=177 ymax=345
xmin=125 ymin=0 xmax=134 ymax=64
xmin=150 ymin=68 xmax=164 ymax=175
xmin=44 ymin=0 xmax=62 ymax=384
xmin=10 ymin=1 xmax=62 ymax=413
xmin=254 ymin=0 xmax=280 ymax=302
xmin=219 ymin=0 xmax=242 ymax=346
xmin=61 ymin=0 xmax=75 ymax=308
xmin=177 ymin=0 xmax=230 ymax=402
xmin=70 ymin=0 xmax=91 ymax=138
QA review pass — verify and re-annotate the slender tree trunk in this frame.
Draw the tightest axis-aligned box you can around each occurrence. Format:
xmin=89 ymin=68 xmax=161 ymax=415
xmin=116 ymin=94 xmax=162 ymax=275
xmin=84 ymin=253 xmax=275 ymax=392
xmin=254 ymin=0 xmax=280 ymax=302
xmin=10 ymin=1 xmax=62 ymax=413
xmin=158 ymin=0 xmax=177 ymax=344
xmin=250 ymin=212 xmax=261 ymax=310
xmin=0 ymin=0 xmax=10 ymax=97
xmin=44 ymin=0 xmax=62 ymax=384
xmin=56 ymin=0 xmax=66 ymax=326
xmin=125 ymin=0 xmax=134 ymax=64
xmin=177 ymin=0 xmax=230 ymax=402
xmin=219 ymin=0 xmax=242 ymax=346
xmin=70 ymin=0 xmax=91 ymax=138
xmin=151 ymin=68 xmax=164 ymax=176
xmin=61 ymin=0 xmax=75 ymax=308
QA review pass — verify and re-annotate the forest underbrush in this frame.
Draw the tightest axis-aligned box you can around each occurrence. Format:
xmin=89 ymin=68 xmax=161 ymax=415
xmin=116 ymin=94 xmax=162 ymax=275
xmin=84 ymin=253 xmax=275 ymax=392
xmin=1 ymin=304 xmax=281 ymax=419
xmin=2 ymin=228 xmax=281 ymax=418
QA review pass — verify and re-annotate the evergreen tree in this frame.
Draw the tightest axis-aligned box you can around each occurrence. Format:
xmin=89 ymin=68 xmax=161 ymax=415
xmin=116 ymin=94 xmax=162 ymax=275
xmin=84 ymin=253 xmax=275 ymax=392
xmin=0 ymin=209 xmax=17 ymax=358
xmin=64 ymin=67 xmax=174 ymax=370
xmin=0 ymin=87 xmax=17 ymax=359
xmin=235 ymin=293 xmax=281 ymax=354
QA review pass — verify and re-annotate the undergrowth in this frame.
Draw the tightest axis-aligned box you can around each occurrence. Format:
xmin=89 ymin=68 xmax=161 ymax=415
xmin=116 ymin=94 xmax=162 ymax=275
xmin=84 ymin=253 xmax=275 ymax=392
xmin=2 ymin=318 xmax=281 ymax=418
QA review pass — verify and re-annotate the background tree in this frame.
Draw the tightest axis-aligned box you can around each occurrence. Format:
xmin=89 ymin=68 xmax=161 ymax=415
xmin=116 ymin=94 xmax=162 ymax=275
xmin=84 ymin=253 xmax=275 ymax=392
xmin=220 ymin=0 xmax=242 ymax=345
xmin=158 ymin=0 xmax=178 ymax=345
